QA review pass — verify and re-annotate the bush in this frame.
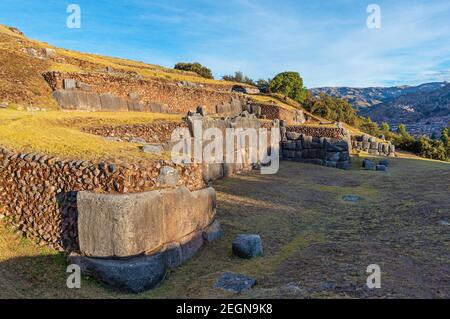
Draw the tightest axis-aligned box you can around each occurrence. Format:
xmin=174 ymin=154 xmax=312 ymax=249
xmin=255 ymin=79 xmax=270 ymax=93
xmin=174 ymin=62 xmax=213 ymax=79
xmin=269 ymin=72 xmax=307 ymax=103
xmin=222 ymin=71 xmax=255 ymax=85
xmin=303 ymin=93 xmax=360 ymax=126
xmin=391 ymin=125 xmax=449 ymax=161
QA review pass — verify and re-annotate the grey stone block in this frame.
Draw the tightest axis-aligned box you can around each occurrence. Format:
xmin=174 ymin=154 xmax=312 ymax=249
xmin=157 ymin=166 xmax=180 ymax=187
xmin=63 ymin=79 xmax=76 ymax=90
xmin=71 ymin=253 xmax=167 ymax=293
xmin=339 ymin=151 xmax=350 ymax=161
xmin=232 ymin=234 xmax=263 ymax=259
xmin=363 ymin=159 xmax=375 ymax=170
xmin=100 ymin=93 xmax=128 ymax=111
xmin=142 ymin=144 xmax=163 ymax=155
xmin=302 ymin=135 xmax=312 ymax=148
xmin=202 ymin=219 xmax=223 ymax=243
xmin=295 ymin=151 xmax=303 ymax=159
xmin=76 ymin=81 xmax=92 ymax=91
xmin=181 ymin=232 xmax=204 ymax=262
xmin=286 ymin=132 xmax=301 ymax=140
xmin=52 ymin=89 xmax=101 ymax=111
xmin=77 ymin=186 xmax=216 ymax=258
xmin=379 ymin=159 xmax=389 ymax=167
xmin=163 ymin=242 xmax=183 ymax=269
xmin=326 ymin=152 xmax=341 ymax=162
xmin=214 ymin=272 xmax=256 ymax=293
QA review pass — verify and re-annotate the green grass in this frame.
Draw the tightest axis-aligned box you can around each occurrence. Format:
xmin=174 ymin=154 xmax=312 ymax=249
xmin=0 ymin=109 xmax=183 ymax=161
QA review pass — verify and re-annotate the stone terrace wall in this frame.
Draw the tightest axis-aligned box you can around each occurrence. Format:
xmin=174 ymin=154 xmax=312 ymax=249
xmin=83 ymin=121 xmax=188 ymax=144
xmin=281 ymin=131 xmax=351 ymax=169
xmin=43 ymin=71 xmax=247 ymax=114
xmin=286 ymin=125 xmax=347 ymax=139
xmin=0 ymin=147 xmax=204 ymax=251
xmin=256 ymin=103 xmax=305 ymax=124
xmin=352 ymin=135 xmax=395 ymax=157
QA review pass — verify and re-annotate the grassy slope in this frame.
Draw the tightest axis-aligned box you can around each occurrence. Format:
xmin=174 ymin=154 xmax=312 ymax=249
xmin=0 ymin=109 xmax=182 ymax=161
xmin=0 ymin=156 xmax=448 ymax=298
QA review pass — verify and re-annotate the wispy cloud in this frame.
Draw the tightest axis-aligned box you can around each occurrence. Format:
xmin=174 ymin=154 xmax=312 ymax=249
xmin=1 ymin=0 xmax=449 ymax=87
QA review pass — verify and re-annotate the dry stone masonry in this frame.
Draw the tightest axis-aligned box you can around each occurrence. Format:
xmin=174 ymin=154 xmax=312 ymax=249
xmin=281 ymin=124 xmax=351 ymax=169
xmin=352 ymin=134 xmax=395 ymax=157
xmin=43 ymin=71 xmax=248 ymax=115
xmin=0 ymin=147 xmax=204 ymax=251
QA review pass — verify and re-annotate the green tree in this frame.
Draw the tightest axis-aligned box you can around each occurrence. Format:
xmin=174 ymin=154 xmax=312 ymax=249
xmin=255 ymin=79 xmax=270 ymax=93
xmin=269 ymin=72 xmax=307 ymax=103
xmin=397 ymin=123 xmax=409 ymax=136
xmin=174 ymin=62 xmax=213 ymax=79
xmin=380 ymin=122 xmax=390 ymax=132
xmin=222 ymin=71 xmax=255 ymax=85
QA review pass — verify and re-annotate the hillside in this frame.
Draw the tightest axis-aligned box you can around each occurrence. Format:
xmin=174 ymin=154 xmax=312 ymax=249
xmin=311 ymin=82 xmax=450 ymax=137
xmin=359 ymin=83 xmax=450 ymax=137
xmin=310 ymin=82 xmax=447 ymax=109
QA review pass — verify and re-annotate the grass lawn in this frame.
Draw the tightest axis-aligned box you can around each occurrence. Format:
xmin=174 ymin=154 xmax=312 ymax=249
xmin=1 ymin=156 xmax=449 ymax=298
xmin=0 ymin=109 xmax=182 ymax=161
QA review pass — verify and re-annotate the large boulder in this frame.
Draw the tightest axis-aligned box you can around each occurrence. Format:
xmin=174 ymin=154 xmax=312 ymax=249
xmin=232 ymin=234 xmax=263 ymax=259
xmin=70 ymin=253 xmax=166 ymax=293
xmin=77 ymin=186 xmax=216 ymax=258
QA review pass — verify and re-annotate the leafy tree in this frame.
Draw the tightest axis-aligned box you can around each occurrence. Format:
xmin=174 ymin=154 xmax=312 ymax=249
xmin=269 ymin=72 xmax=307 ymax=103
xmin=255 ymin=79 xmax=270 ymax=93
xmin=174 ymin=62 xmax=213 ymax=79
xmin=222 ymin=71 xmax=255 ymax=85
xmin=380 ymin=122 xmax=390 ymax=132
xmin=397 ymin=123 xmax=409 ymax=136
xmin=303 ymin=93 xmax=360 ymax=126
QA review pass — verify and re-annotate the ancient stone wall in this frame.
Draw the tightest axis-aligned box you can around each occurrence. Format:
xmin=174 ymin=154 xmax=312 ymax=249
xmin=0 ymin=146 xmax=204 ymax=251
xmin=351 ymin=135 xmax=395 ymax=157
xmin=286 ymin=125 xmax=347 ymax=139
xmin=43 ymin=71 xmax=246 ymax=114
xmin=281 ymin=131 xmax=351 ymax=169
xmin=255 ymin=103 xmax=305 ymax=124
xmin=82 ymin=121 xmax=188 ymax=144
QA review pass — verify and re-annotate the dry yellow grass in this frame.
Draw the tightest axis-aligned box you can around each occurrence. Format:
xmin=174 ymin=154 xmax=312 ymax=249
xmin=0 ymin=109 xmax=182 ymax=161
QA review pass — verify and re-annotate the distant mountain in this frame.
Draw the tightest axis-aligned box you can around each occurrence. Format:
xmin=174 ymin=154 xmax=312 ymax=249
xmin=310 ymin=82 xmax=450 ymax=137
xmin=310 ymin=82 xmax=447 ymax=109
xmin=359 ymin=83 xmax=450 ymax=137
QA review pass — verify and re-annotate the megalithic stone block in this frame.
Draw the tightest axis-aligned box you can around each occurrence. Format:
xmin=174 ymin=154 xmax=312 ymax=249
xmin=77 ymin=186 xmax=216 ymax=258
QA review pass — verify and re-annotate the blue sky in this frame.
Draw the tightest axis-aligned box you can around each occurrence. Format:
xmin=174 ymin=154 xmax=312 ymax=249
xmin=0 ymin=0 xmax=449 ymax=88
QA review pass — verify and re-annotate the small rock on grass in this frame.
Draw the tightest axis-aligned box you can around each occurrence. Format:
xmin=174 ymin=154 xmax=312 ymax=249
xmin=232 ymin=234 xmax=263 ymax=259
xmin=342 ymin=195 xmax=362 ymax=202
xmin=379 ymin=159 xmax=389 ymax=167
